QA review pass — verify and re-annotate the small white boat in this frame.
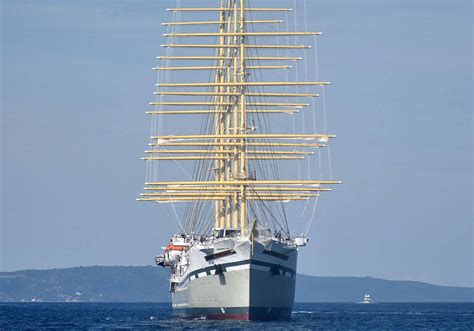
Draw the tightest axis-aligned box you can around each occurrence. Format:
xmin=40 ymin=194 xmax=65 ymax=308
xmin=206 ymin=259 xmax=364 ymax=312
xmin=360 ymin=294 xmax=374 ymax=304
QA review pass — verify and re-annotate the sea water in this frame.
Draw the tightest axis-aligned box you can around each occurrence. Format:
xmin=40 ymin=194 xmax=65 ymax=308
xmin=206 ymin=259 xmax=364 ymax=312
xmin=1 ymin=302 xmax=473 ymax=330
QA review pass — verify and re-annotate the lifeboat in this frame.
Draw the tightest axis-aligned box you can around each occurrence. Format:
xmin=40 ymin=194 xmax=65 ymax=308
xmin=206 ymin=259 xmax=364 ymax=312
xmin=156 ymin=238 xmax=190 ymax=267
xmin=165 ymin=243 xmax=189 ymax=252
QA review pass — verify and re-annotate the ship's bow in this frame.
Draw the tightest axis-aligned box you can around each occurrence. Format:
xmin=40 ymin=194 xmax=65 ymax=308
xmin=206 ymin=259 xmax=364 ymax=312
xmin=172 ymin=237 xmax=297 ymax=321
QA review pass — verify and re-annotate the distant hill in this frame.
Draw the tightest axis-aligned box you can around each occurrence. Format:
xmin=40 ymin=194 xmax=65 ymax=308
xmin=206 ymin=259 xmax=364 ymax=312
xmin=296 ymin=274 xmax=473 ymax=303
xmin=0 ymin=266 xmax=472 ymax=303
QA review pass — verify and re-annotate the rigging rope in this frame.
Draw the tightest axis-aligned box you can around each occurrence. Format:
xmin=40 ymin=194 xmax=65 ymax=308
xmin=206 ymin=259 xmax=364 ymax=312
xmin=299 ymin=0 xmax=315 ymax=221
xmin=292 ymin=0 xmax=302 ymax=181
xmin=147 ymin=0 xmax=333 ymax=237
xmin=304 ymin=32 xmax=327 ymax=236
xmin=245 ymin=0 xmax=289 ymax=234
xmin=163 ymin=0 xmax=187 ymax=235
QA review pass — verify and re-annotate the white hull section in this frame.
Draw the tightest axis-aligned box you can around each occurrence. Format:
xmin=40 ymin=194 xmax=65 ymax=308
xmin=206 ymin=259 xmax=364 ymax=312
xmin=169 ymin=237 xmax=298 ymax=320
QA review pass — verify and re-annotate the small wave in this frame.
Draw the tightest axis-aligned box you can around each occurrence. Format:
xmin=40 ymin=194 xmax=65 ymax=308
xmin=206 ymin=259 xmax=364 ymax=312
xmin=293 ymin=311 xmax=314 ymax=314
xmin=193 ymin=316 xmax=207 ymax=320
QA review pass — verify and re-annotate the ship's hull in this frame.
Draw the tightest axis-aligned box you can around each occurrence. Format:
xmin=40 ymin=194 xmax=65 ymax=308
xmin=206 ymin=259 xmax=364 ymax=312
xmin=171 ymin=238 xmax=297 ymax=321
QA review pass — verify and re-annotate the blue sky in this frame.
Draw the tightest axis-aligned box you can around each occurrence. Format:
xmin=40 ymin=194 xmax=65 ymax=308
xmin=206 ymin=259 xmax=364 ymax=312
xmin=1 ymin=0 xmax=472 ymax=287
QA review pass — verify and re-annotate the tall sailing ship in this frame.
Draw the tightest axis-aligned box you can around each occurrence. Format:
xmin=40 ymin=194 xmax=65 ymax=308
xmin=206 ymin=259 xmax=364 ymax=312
xmin=138 ymin=0 xmax=340 ymax=320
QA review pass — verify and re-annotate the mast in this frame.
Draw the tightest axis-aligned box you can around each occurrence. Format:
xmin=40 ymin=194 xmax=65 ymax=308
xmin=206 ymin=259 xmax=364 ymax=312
xmin=238 ymin=0 xmax=247 ymax=235
xmin=140 ymin=0 xmax=341 ymax=237
xmin=214 ymin=0 xmax=226 ymax=230
xmin=232 ymin=1 xmax=239 ymax=230
xmin=214 ymin=0 xmax=246 ymax=233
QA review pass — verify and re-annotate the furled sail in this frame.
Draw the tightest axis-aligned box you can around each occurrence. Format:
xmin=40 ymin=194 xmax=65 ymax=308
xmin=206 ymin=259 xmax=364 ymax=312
xmin=139 ymin=0 xmax=340 ymax=237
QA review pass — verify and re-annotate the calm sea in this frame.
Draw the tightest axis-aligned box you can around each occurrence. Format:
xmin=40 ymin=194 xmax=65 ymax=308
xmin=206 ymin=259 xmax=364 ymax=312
xmin=0 ymin=302 xmax=472 ymax=330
